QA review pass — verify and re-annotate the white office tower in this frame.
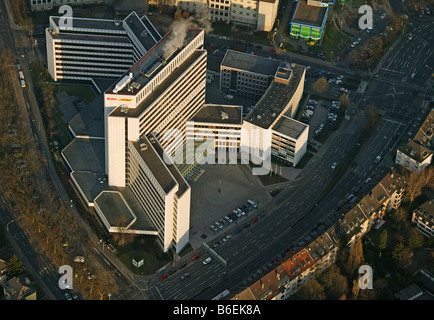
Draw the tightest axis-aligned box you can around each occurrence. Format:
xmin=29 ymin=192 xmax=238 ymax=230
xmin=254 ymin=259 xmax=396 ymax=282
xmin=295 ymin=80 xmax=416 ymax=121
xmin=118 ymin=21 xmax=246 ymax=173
xmin=45 ymin=12 xmax=161 ymax=81
xmin=104 ymin=27 xmax=206 ymax=253
xmin=128 ymin=135 xmax=191 ymax=253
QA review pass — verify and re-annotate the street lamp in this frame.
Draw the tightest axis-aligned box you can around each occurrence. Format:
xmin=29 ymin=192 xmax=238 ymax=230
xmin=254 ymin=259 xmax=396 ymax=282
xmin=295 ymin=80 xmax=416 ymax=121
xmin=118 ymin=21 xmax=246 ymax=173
xmin=6 ymin=220 xmax=14 ymax=231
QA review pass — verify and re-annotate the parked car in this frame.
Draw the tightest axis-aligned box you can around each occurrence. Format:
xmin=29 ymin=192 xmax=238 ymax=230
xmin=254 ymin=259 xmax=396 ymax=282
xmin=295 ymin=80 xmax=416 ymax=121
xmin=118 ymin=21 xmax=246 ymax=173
xmin=178 ymin=263 xmax=187 ymax=270
xmin=331 ymin=162 xmax=337 ymax=169
xmin=203 ymin=257 xmax=212 ymax=265
xmin=223 ymin=235 xmax=232 ymax=242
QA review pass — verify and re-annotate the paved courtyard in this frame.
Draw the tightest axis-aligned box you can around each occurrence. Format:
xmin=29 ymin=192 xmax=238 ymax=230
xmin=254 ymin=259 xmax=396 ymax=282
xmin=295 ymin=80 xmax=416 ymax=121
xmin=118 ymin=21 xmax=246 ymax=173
xmin=188 ymin=163 xmax=271 ymax=250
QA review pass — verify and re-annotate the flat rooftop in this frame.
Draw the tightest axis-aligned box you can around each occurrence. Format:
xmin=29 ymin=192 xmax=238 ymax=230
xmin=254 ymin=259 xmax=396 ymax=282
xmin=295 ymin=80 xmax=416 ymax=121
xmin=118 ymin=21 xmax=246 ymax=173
xmin=146 ymin=134 xmax=190 ymax=198
xmin=106 ymin=28 xmax=203 ymax=96
xmin=123 ymin=11 xmax=160 ymax=51
xmin=69 ymin=93 xmax=106 ymax=138
xmin=221 ymin=50 xmax=281 ymax=76
xmin=244 ymin=64 xmax=305 ymax=129
xmin=272 ymin=115 xmax=308 ymax=140
xmin=131 ymin=135 xmax=189 ymax=197
xmin=50 ymin=32 xmax=131 ymax=44
xmin=109 ymin=49 xmax=206 ymax=118
xmin=398 ymin=140 xmax=433 ymax=163
xmin=51 ymin=16 xmax=125 ymax=32
xmin=62 ymin=138 xmax=105 ymax=173
xmin=94 ymin=189 xmax=157 ymax=232
xmin=190 ymin=104 xmax=243 ymax=125
xmin=95 ymin=191 xmax=136 ymax=228
xmin=292 ymin=0 xmax=328 ymax=28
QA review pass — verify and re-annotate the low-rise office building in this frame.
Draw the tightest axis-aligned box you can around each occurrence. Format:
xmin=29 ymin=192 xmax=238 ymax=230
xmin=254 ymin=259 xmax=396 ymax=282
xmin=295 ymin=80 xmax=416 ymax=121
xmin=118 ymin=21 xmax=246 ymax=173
xmin=242 ymin=63 xmax=307 ymax=167
xmin=220 ymin=49 xmax=282 ymax=100
xmin=186 ymin=104 xmax=243 ymax=153
xmin=289 ymin=0 xmax=336 ymax=43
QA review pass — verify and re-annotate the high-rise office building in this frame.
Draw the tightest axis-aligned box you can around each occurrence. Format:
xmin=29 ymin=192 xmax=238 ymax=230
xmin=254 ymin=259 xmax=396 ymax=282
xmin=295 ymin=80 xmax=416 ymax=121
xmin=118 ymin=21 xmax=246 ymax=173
xmin=45 ymin=11 xmax=161 ymax=81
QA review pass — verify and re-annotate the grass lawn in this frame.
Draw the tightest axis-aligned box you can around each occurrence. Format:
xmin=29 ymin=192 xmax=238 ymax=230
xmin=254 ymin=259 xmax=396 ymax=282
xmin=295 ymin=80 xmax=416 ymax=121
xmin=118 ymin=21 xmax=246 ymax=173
xmin=318 ymin=25 xmax=350 ymax=60
xmin=116 ymin=237 xmax=172 ymax=275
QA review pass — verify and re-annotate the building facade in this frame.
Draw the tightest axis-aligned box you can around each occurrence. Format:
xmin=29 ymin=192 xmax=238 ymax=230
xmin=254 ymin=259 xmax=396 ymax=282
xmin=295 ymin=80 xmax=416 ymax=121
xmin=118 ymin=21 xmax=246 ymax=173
xmin=175 ymin=0 xmax=279 ymax=31
xmin=30 ymin=0 xmax=113 ymax=11
xmin=289 ymin=0 xmax=336 ymax=43
xmin=45 ymin=12 xmax=161 ymax=81
xmin=220 ymin=50 xmax=281 ymax=100
xmin=411 ymin=201 xmax=434 ymax=238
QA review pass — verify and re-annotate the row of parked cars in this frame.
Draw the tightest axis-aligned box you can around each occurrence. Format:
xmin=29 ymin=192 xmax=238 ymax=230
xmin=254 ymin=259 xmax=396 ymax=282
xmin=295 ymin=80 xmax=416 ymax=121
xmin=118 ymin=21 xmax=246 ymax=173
xmin=209 ymin=200 xmax=258 ymax=233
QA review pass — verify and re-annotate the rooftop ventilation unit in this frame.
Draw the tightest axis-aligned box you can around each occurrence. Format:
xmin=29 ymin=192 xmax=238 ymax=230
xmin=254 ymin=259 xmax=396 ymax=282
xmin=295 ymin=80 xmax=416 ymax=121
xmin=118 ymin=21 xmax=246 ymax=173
xmin=113 ymin=73 xmax=133 ymax=93
xmin=221 ymin=111 xmax=228 ymax=120
xmin=140 ymin=143 xmax=148 ymax=151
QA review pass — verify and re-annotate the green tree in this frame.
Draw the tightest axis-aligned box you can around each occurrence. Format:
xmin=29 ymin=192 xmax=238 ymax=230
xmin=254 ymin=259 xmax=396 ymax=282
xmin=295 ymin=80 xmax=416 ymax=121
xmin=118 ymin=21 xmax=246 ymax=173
xmin=392 ymin=242 xmax=413 ymax=267
xmin=6 ymin=255 xmax=24 ymax=278
xmin=408 ymin=229 xmax=424 ymax=250
xmin=378 ymin=229 xmax=388 ymax=251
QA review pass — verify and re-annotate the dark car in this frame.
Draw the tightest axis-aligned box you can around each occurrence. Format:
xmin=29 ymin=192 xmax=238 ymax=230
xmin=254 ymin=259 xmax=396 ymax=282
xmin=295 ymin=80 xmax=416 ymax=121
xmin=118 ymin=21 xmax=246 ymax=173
xmin=192 ymin=254 xmax=200 ymax=261
xmin=235 ymin=228 xmax=243 ymax=234
xmin=338 ymin=53 xmax=346 ymax=61
xmin=181 ymin=273 xmax=190 ymax=281
xmin=159 ymin=274 xmax=169 ymax=281
xmin=251 ymin=217 xmax=258 ymax=224
xmin=178 ymin=263 xmax=187 ymax=270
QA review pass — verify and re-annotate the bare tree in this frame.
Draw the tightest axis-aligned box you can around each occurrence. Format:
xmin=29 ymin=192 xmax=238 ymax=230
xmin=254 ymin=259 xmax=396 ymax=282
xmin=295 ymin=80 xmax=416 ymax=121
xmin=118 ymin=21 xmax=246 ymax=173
xmin=312 ymin=77 xmax=329 ymax=95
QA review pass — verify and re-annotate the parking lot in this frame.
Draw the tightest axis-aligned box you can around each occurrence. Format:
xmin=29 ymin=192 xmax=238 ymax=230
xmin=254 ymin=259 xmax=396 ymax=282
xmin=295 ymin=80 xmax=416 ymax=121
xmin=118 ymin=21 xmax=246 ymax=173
xmin=188 ymin=163 xmax=271 ymax=250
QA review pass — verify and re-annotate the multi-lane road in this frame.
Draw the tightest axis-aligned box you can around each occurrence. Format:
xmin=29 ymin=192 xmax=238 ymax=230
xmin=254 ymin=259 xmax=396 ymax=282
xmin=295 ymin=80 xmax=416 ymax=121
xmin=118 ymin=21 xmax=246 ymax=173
xmin=152 ymin=11 xmax=434 ymax=300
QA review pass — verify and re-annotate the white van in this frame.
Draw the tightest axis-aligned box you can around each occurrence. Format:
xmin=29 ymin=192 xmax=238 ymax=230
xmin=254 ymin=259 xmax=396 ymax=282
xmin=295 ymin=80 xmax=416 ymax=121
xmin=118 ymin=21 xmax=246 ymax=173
xmin=247 ymin=200 xmax=257 ymax=208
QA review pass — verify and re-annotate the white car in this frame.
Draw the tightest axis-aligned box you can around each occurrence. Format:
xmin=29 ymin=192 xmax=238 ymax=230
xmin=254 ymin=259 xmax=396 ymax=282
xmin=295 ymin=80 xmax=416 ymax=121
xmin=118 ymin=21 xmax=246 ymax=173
xmin=337 ymin=75 xmax=344 ymax=80
xmin=203 ymin=257 xmax=212 ymax=265
xmin=340 ymin=87 xmax=349 ymax=93
xmin=215 ymin=221 xmax=223 ymax=229
xmin=381 ymin=12 xmax=387 ymax=19
xmin=223 ymin=235 xmax=232 ymax=242
xmin=225 ymin=216 xmax=233 ymax=223
xmin=331 ymin=162 xmax=337 ymax=169
xmin=335 ymin=79 xmax=342 ymax=85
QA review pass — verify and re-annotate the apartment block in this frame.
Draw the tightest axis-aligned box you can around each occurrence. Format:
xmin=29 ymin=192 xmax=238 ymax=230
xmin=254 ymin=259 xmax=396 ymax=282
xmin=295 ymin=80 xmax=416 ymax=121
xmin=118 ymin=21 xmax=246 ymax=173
xmin=411 ymin=201 xmax=434 ymax=238
xmin=396 ymin=109 xmax=434 ymax=172
xmin=45 ymin=11 xmax=161 ymax=81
